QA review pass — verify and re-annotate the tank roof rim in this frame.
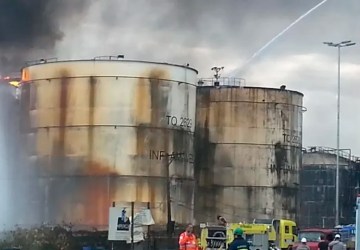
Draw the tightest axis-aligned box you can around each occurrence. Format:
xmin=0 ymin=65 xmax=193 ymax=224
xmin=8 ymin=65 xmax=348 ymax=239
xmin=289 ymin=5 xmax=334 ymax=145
xmin=242 ymin=86 xmax=304 ymax=96
xmin=197 ymin=85 xmax=304 ymax=96
xmin=21 ymin=59 xmax=199 ymax=74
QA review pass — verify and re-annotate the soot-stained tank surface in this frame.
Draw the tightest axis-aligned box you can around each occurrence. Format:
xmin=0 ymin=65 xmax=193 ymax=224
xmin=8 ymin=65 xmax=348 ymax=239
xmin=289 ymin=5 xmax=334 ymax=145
xmin=195 ymin=84 xmax=304 ymax=222
xmin=19 ymin=59 xmax=198 ymax=229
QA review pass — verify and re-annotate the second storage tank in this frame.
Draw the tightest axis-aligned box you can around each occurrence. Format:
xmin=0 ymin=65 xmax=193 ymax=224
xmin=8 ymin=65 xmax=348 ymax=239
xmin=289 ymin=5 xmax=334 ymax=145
xmin=195 ymin=81 xmax=304 ymax=223
xmin=19 ymin=58 xmax=198 ymax=228
xmin=300 ymin=147 xmax=359 ymax=228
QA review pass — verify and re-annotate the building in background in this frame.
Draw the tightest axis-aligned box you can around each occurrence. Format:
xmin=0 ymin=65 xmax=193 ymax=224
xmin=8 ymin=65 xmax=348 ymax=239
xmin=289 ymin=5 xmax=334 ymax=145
xmin=299 ymin=147 xmax=360 ymax=228
xmin=195 ymin=78 xmax=304 ymax=223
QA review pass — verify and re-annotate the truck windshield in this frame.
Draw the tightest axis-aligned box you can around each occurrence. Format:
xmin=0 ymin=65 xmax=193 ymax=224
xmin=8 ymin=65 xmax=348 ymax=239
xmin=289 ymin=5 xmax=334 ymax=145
xmin=298 ymin=232 xmax=323 ymax=242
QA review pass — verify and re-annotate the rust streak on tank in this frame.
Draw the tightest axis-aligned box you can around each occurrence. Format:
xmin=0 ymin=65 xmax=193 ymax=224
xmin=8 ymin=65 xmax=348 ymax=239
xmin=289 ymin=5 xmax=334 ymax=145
xmin=59 ymin=172 xmax=117 ymax=227
xmin=149 ymin=186 xmax=156 ymax=210
xmin=83 ymin=179 xmax=110 ymax=227
xmin=136 ymin=128 xmax=146 ymax=156
xmin=134 ymin=68 xmax=171 ymax=209
xmin=135 ymin=78 xmax=151 ymax=125
xmin=82 ymin=161 xmax=117 ymax=226
xmin=149 ymin=69 xmax=170 ymax=159
xmin=148 ymin=68 xmax=168 ymax=124
xmin=274 ymin=141 xmax=287 ymax=179
xmin=58 ymin=69 xmax=70 ymax=157
xmin=134 ymin=68 xmax=169 ymax=155
xmin=135 ymin=177 xmax=145 ymax=201
xmin=85 ymin=161 xmax=118 ymax=176
xmin=88 ymin=76 xmax=97 ymax=161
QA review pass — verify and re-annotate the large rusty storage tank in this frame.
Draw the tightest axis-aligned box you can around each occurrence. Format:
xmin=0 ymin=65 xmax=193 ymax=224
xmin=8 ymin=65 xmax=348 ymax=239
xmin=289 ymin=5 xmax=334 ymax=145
xmin=195 ymin=81 xmax=304 ymax=223
xmin=300 ymin=147 xmax=359 ymax=228
xmin=19 ymin=58 xmax=198 ymax=229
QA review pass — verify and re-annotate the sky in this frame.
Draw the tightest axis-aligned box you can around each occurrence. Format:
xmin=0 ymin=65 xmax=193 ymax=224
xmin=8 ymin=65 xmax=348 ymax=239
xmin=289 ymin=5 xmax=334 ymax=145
xmin=55 ymin=0 xmax=360 ymax=156
xmin=2 ymin=0 xmax=360 ymax=155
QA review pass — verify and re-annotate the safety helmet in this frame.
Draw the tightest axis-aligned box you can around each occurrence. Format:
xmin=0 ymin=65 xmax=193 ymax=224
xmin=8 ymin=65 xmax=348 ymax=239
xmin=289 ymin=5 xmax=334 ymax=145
xmin=301 ymin=238 xmax=307 ymax=243
xmin=335 ymin=234 xmax=341 ymax=239
xmin=234 ymin=228 xmax=244 ymax=236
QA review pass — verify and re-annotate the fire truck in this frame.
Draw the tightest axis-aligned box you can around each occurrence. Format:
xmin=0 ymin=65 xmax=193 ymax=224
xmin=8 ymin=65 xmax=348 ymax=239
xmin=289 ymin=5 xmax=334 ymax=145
xmin=199 ymin=219 xmax=297 ymax=250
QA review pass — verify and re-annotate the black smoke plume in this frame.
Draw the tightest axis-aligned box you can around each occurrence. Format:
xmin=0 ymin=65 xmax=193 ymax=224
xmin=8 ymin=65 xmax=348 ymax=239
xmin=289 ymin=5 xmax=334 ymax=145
xmin=0 ymin=0 xmax=88 ymax=74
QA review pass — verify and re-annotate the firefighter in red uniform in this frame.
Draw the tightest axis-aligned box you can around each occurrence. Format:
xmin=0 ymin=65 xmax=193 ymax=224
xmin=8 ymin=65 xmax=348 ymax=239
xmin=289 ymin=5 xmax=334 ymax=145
xmin=179 ymin=224 xmax=198 ymax=250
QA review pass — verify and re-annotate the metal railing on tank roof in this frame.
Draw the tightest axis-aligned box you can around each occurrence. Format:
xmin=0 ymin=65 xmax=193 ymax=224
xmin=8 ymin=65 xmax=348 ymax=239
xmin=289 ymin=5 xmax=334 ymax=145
xmin=197 ymin=77 xmax=245 ymax=87
xmin=302 ymin=146 xmax=360 ymax=163
xmin=93 ymin=55 xmax=125 ymax=60
xmin=24 ymin=57 xmax=58 ymax=66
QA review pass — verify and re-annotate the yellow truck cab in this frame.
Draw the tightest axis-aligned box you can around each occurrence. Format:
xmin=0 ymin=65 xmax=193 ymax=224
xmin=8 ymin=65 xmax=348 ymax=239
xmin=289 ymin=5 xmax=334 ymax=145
xmin=199 ymin=219 xmax=297 ymax=250
xmin=199 ymin=223 xmax=269 ymax=250
xmin=253 ymin=219 xmax=298 ymax=250
xmin=199 ymin=223 xmax=228 ymax=249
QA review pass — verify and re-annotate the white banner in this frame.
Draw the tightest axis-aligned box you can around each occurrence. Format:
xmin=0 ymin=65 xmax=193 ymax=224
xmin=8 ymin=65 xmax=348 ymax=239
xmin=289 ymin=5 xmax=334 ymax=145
xmin=133 ymin=208 xmax=155 ymax=226
xmin=108 ymin=207 xmax=131 ymax=241
xmin=108 ymin=206 xmax=155 ymax=242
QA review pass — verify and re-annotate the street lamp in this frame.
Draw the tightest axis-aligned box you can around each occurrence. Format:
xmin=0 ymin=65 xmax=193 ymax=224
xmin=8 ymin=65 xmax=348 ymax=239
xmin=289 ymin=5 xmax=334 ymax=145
xmin=323 ymin=40 xmax=356 ymax=226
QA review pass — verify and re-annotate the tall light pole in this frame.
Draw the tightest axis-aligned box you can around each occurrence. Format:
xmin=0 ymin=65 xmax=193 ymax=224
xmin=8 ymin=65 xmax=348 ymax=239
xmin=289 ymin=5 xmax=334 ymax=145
xmin=323 ymin=40 xmax=356 ymax=226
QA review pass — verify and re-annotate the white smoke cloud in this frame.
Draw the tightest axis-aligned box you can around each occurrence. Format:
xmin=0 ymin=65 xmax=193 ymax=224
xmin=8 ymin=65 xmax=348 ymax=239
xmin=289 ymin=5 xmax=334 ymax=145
xmin=54 ymin=0 xmax=360 ymax=154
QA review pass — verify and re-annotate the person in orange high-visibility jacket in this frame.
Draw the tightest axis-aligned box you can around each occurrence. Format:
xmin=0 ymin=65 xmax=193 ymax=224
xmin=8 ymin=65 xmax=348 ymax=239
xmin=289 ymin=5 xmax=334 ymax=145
xmin=179 ymin=224 xmax=198 ymax=250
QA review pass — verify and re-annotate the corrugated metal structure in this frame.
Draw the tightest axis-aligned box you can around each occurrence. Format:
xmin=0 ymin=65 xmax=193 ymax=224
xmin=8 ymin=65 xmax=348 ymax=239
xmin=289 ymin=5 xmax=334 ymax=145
xmin=195 ymin=80 xmax=304 ymax=223
xmin=300 ymin=147 xmax=360 ymax=228
xmin=19 ymin=58 xmax=198 ymax=229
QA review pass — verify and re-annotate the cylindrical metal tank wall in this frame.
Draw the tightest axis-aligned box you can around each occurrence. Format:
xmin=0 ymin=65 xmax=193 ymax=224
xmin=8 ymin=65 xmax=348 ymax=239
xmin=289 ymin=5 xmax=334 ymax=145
xmin=300 ymin=148 xmax=359 ymax=228
xmin=195 ymin=86 xmax=304 ymax=223
xmin=19 ymin=59 xmax=198 ymax=229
